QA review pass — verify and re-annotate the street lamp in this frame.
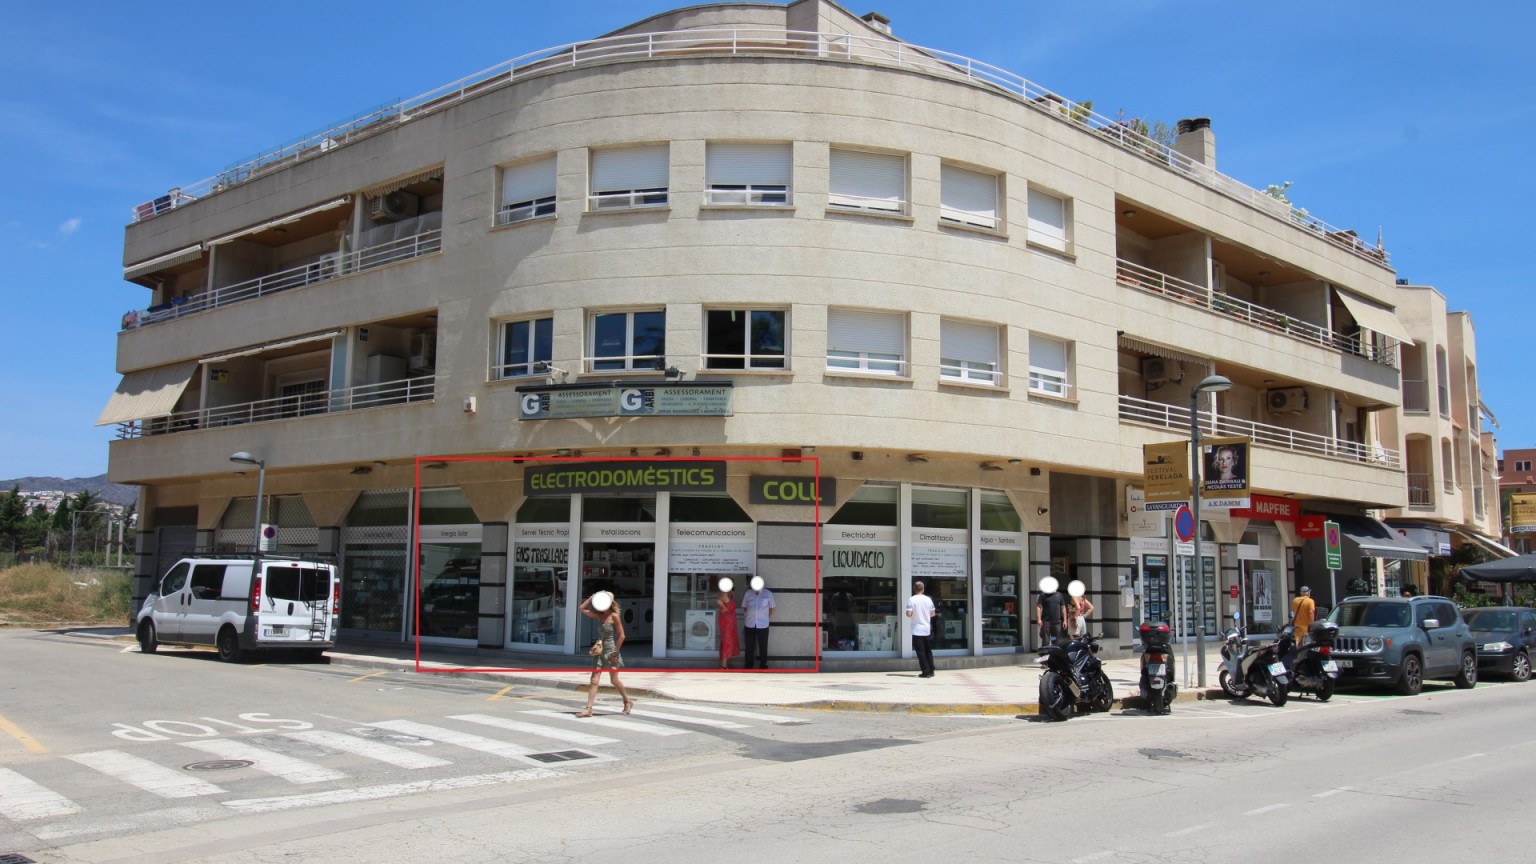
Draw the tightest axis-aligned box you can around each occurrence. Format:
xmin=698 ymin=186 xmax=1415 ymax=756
xmin=230 ymin=451 xmax=266 ymax=554
xmin=1189 ymin=374 xmax=1232 ymax=688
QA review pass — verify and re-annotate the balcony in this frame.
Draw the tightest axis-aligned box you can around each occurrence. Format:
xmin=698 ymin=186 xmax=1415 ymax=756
xmin=1407 ymin=472 xmax=1434 ymax=506
xmin=1120 ymin=394 xmax=1401 ymax=469
xmin=1116 ymin=260 xmax=1396 ymax=367
xmin=1401 ymin=378 xmax=1430 ymax=412
xmin=113 ymin=375 xmax=436 ymax=439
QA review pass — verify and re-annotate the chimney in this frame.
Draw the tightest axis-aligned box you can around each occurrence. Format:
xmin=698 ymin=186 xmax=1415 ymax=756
xmin=1173 ymin=117 xmax=1215 ymax=169
xmin=861 ymin=11 xmax=891 ymax=35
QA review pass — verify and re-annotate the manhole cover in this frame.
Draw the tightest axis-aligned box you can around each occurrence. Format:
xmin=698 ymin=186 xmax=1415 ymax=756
xmin=1140 ymin=748 xmax=1191 ymax=761
xmin=526 ymin=750 xmax=596 ymax=763
xmin=855 ymin=798 xmax=925 ymax=815
xmin=184 ymin=760 xmax=253 ymax=771
xmin=1 ymin=853 xmax=38 ymax=864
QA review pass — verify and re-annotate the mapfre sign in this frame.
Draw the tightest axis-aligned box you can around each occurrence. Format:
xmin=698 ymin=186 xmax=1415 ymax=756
xmin=1230 ymin=494 xmax=1299 ymax=522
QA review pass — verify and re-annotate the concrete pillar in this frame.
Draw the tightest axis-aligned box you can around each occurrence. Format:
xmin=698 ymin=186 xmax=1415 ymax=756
xmin=479 ymin=522 xmax=509 ymax=648
xmin=755 ymin=521 xmax=819 ymax=669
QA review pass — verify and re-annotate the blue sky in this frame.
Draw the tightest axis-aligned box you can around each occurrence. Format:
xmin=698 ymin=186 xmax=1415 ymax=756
xmin=3 ymin=1 xmax=1532 ymax=479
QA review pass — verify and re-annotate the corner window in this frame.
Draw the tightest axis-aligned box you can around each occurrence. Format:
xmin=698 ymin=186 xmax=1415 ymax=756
xmin=589 ymin=145 xmax=669 ymax=210
xmin=1028 ymin=333 xmax=1071 ymax=397
xmin=1517 ymin=460 xmax=1532 ymax=472
xmin=588 ymin=309 xmax=666 ymax=372
xmin=939 ymin=164 xmax=999 ymax=230
xmin=706 ymin=143 xmax=791 ymax=206
xmin=939 ymin=318 xmax=1001 ymax=385
xmin=828 ymin=149 xmax=906 ymax=214
xmin=827 ymin=308 xmax=906 ymax=376
xmin=497 ymin=316 xmax=553 ymax=379
xmin=499 ymin=156 xmax=557 ymax=225
xmin=704 ymin=309 xmax=786 ymax=370
xmin=1027 ymin=187 xmax=1070 ymax=252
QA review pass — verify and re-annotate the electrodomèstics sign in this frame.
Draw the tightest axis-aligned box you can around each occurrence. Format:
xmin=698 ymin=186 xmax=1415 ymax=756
xmin=524 ymin=461 xmax=727 ymax=496
xmin=516 ymin=382 xmax=733 ymax=420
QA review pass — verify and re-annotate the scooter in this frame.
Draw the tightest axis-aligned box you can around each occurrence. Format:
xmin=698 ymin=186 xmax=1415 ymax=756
xmin=1037 ymin=632 xmax=1114 ymax=721
xmin=1137 ymin=620 xmax=1177 ymax=714
xmin=1285 ymin=620 xmax=1340 ymax=701
xmin=1217 ymin=613 xmax=1290 ymax=707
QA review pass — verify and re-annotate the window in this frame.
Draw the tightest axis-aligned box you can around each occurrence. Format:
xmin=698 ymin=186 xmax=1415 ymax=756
xmin=1435 ymin=347 xmax=1450 ymax=418
xmin=706 ymin=143 xmax=791 ymax=206
xmin=704 ymin=309 xmax=786 ymax=369
xmin=828 ymin=148 xmax=906 ymax=214
xmin=589 ymin=145 xmax=669 ymax=210
xmin=939 ymin=318 xmax=1000 ymax=385
xmin=280 ymin=379 xmax=327 ymax=417
xmin=939 ymin=164 xmax=999 ymax=230
xmin=499 ymin=156 xmax=557 ymax=225
xmin=588 ymin=310 xmax=666 ymax=371
xmin=497 ymin=316 xmax=553 ymax=380
xmin=1027 ymin=188 xmax=1070 ymax=252
xmin=1028 ymin=333 xmax=1070 ymax=396
xmin=826 ymin=308 xmax=906 ymax=375
xmin=1517 ymin=460 xmax=1533 ymax=472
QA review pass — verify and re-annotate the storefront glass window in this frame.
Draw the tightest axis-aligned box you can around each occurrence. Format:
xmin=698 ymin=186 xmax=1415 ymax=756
xmin=913 ymin=487 xmax=970 ymax=650
xmin=825 ymin=484 xmax=898 ymax=653
xmin=512 ymin=496 xmax=570 ymax=648
xmin=417 ymin=488 xmax=480 ymax=642
xmin=666 ymin=495 xmax=753 ymax=653
xmin=979 ymin=491 xmax=1023 ymax=649
xmin=580 ymin=495 xmax=656 ymax=647
xmin=341 ymin=490 xmax=410 ymax=637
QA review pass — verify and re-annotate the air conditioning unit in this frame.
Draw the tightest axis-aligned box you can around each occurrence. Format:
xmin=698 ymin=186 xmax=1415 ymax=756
xmin=1141 ymin=357 xmax=1181 ymax=386
xmin=1267 ymin=387 xmax=1309 ymax=414
xmin=369 ymin=190 xmax=419 ymax=222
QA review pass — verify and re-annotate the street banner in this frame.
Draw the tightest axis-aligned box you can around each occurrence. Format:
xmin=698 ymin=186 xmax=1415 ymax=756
xmin=1143 ymin=441 xmax=1189 ymax=511
xmin=1200 ymin=435 xmax=1251 ymax=510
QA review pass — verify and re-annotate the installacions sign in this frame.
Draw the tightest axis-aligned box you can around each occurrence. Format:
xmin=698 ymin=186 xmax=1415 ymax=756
xmin=524 ymin=461 xmax=727 ymax=496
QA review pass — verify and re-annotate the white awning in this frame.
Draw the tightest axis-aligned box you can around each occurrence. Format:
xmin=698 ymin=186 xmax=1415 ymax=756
xmin=96 ymin=361 xmax=198 ymax=426
xmin=207 ymin=197 xmax=350 ymax=246
xmin=1456 ymin=529 xmax=1518 ymax=559
xmin=1480 ymin=400 xmax=1501 ymax=429
xmin=1117 ymin=336 xmax=1211 ymax=368
xmin=199 ymin=330 xmax=343 ymax=364
xmin=1335 ymin=290 xmax=1413 ymax=342
xmin=123 ymin=244 xmax=204 ymax=281
xmin=361 ymin=168 xmax=443 ymax=200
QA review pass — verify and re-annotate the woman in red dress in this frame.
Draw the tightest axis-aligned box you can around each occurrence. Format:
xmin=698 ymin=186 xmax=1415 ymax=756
xmin=717 ymin=577 xmax=740 ymax=669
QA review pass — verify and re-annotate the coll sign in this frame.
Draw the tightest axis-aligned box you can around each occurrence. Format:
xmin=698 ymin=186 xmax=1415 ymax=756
xmin=749 ymin=476 xmax=836 ymax=506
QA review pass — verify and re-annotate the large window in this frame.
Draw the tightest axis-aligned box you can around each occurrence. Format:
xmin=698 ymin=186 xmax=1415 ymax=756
xmin=499 ymin=155 xmax=556 ymax=225
xmin=827 ymin=308 xmax=906 ymax=376
xmin=939 ymin=163 xmax=999 ymax=230
xmin=828 ymin=148 xmax=906 ymax=214
xmin=496 ymin=316 xmax=553 ymax=380
xmin=1028 ymin=333 xmax=1071 ymax=396
xmin=706 ymin=142 xmax=791 ymax=206
xmin=590 ymin=145 xmax=669 ymax=210
xmin=589 ymin=309 xmax=666 ymax=372
xmin=704 ymin=309 xmax=786 ymax=369
xmin=825 ymin=484 xmax=899 ymax=653
xmin=1027 ymin=187 xmax=1070 ymax=252
xmin=939 ymin=318 xmax=1001 ymax=385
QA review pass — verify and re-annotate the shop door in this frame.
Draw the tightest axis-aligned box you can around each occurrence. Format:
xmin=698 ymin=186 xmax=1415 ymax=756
xmin=579 ymin=542 xmax=655 ymax=645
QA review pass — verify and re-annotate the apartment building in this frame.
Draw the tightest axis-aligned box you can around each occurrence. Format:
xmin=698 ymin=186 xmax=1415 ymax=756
xmin=104 ymin=0 xmax=1454 ymax=668
xmin=1497 ymin=447 xmax=1536 ymax=554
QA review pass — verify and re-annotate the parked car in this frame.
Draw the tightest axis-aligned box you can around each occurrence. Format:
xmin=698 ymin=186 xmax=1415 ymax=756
xmin=1326 ymin=595 xmax=1477 ymax=695
xmin=1462 ymin=606 xmax=1536 ymax=682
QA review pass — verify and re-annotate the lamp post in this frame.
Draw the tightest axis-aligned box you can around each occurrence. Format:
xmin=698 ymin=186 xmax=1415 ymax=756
xmin=229 ymin=451 xmax=266 ymax=554
xmin=1189 ymin=374 xmax=1232 ymax=688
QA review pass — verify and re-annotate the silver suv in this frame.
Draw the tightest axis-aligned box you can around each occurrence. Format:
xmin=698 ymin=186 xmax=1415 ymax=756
xmin=1326 ymin=595 xmax=1477 ymax=695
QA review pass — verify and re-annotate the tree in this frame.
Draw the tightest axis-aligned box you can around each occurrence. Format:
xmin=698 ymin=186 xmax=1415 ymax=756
xmin=0 ymin=485 xmax=24 ymax=553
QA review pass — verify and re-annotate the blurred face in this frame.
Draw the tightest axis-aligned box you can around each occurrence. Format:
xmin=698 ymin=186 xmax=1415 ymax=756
xmin=1215 ymin=449 xmax=1236 ymax=474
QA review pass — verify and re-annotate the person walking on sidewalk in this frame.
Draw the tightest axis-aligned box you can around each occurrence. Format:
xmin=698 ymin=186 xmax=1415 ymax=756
xmin=906 ymin=580 xmax=937 ymax=678
xmin=577 ymin=592 xmax=632 ymax=717
xmin=742 ymin=576 xmax=776 ymax=669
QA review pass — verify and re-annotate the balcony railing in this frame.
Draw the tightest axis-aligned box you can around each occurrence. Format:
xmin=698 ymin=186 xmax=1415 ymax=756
xmin=1120 ymin=394 xmax=1402 ymax=470
xmin=113 ymin=375 xmax=435 ymax=439
xmin=1116 ymin=260 xmax=1396 ymax=367
xmin=1407 ymin=472 xmax=1434 ymax=506
xmin=1401 ymin=379 xmax=1429 ymax=412
xmin=127 ymin=28 xmax=1387 ymax=266
xmin=122 ymin=229 xmax=442 ymax=331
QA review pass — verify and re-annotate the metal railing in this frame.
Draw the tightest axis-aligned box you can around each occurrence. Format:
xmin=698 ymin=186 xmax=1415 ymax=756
xmin=1401 ymin=379 xmax=1430 ymax=412
xmin=127 ymin=28 xmax=1387 ymax=266
xmin=1407 ymin=472 xmax=1434 ymax=506
xmin=1115 ymin=259 xmax=1396 ymax=367
xmin=705 ymin=185 xmax=791 ymax=206
xmin=114 ymin=375 xmax=435 ymax=439
xmin=1120 ymin=394 xmax=1402 ymax=470
xmin=122 ymin=229 xmax=441 ymax=331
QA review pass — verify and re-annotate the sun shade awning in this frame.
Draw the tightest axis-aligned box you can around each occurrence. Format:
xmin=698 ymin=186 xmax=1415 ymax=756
xmin=1456 ymin=529 xmax=1518 ymax=560
xmin=123 ymin=244 xmax=204 ymax=281
xmin=199 ymin=330 xmax=343 ymax=364
xmin=361 ymin=168 xmax=443 ymax=200
xmin=1335 ymin=290 xmax=1413 ymax=342
xmin=96 ymin=361 xmax=198 ymax=426
xmin=1333 ymin=515 xmax=1428 ymax=561
xmin=207 ymin=197 xmax=350 ymax=246
xmin=1116 ymin=336 xmax=1210 ymax=367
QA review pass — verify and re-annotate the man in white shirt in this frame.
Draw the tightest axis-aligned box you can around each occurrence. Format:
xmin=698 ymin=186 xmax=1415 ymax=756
xmin=906 ymin=581 xmax=938 ymax=678
xmin=741 ymin=577 xmax=776 ymax=669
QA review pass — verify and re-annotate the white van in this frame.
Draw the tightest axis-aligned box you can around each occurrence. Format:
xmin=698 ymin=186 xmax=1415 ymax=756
xmin=136 ymin=555 xmax=340 ymax=662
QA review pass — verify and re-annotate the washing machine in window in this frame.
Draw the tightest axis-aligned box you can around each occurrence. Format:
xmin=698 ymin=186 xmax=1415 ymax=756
xmin=622 ymin=597 xmax=654 ymax=640
xmin=684 ymin=609 xmax=717 ymax=650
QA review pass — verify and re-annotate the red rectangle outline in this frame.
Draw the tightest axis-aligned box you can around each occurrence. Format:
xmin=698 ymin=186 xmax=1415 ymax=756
xmin=410 ymin=454 xmax=821 ymax=674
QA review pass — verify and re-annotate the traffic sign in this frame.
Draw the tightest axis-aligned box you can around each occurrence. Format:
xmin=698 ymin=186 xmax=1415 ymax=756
xmin=1174 ymin=505 xmax=1195 ymax=543
xmin=1324 ymin=520 xmax=1342 ymax=570
xmin=1229 ymin=585 xmax=1239 ymax=599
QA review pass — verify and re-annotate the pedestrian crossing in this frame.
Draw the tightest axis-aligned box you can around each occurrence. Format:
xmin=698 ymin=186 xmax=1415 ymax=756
xmin=0 ymin=702 xmax=803 ymax=825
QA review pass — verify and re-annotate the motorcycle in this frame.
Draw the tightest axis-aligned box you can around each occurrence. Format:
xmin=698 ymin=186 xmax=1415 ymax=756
xmin=1285 ymin=620 xmax=1340 ymax=701
xmin=1137 ymin=620 xmax=1177 ymax=715
xmin=1037 ymin=632 xmax=1114 ymax=721
xmin=1217 ymin=613 xmax=1291 ymax=707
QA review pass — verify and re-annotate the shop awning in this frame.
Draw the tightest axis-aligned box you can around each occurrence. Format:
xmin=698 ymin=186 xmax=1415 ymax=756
xmin=1334 ymin=515 xmax=1428 ymax=561
xmin=207 ymin=197 xmax=350 ymax=246
xmin=1335 ymin=290 xmax=1413 ymax=342
xmin=96 ymin=361 xmax=198 ymax=426
xmin=199 ymin=330 xmax=343 ymax=364
xmin=1388 ymin=523 xmax=1452 ymax=557
xmin=361 ymin=168 xmax=443 ymax=200
xmin=123 ymin=244 xmax=203 ymax=281
xmin=1455 ymin=529 xmax=1518 ymax=560
xmin=1117 ymin=335 xmax=1211 ymax=368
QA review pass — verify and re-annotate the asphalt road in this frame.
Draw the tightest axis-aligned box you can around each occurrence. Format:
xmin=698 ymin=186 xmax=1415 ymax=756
xmin=3 ymin=628 xmax=1535 ymax=863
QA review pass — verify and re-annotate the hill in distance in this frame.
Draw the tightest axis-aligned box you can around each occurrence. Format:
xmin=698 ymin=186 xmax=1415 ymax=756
xmin=1 ymin=474 xmax=138 ymax=508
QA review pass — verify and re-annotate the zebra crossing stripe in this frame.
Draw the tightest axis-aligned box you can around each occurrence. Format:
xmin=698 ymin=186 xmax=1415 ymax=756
xmin=449 ymin=714 xmax=620 ymax=747
xmin=637 ymin=703 xmax=802 ymax=725
xmin=367 ymin=720 xmax=540 ymax=761
xmin=0 ymin=766 xmax=82 ymax=820
xmin=221 ymin=768 xmax=560 ymax=815
xmin=522 ymin=709 xmax=692 ymax=736
xmin=283 ymin=730 xmax=451 ymax=770
xmin=181 ymin=739 xmax=345 ymax=785
xmin=65 ymin=749 xmax=226 ymax=798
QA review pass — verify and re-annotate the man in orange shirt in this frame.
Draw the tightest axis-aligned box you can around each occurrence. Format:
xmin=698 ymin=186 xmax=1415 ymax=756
xmin=1290 ymin=585 xmax=1316 ymax=637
